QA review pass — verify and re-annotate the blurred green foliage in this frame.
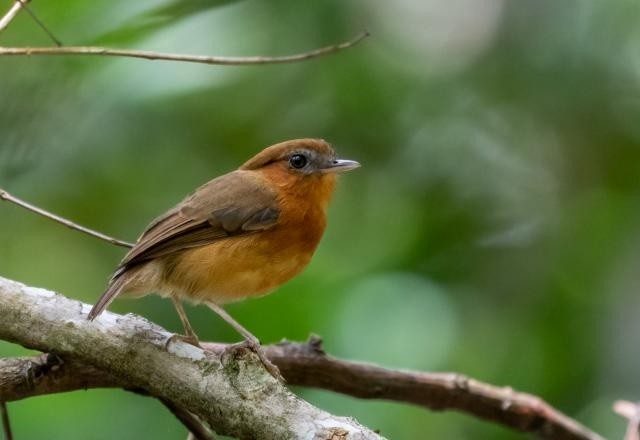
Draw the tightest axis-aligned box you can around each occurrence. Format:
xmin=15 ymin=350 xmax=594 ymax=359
xmin=1 ymin=0 xmax=640 ymax=438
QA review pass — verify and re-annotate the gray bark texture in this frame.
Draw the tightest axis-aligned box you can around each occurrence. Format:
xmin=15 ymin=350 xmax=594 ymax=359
xmin=0 ymin=276 xmax=384 ymax=440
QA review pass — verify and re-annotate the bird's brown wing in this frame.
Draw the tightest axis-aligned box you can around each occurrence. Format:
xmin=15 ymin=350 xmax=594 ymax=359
xmin=119 ymin=170 xmax=280 ymax=269
xmin=87 ymin=170 xmax=279 ymax=320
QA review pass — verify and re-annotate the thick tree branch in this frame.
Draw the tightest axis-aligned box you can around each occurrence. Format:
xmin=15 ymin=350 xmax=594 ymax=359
xmin=0 ymin=277 xmax=603 ymax=440
xmin=0 ymin=276 xmax=383 ymax=439
xmin=0 ymin=32 xmax=369 ymax=65
xmin=0 ymin=353 xmax=118 ymax=400
xmin=0 ymin=354 xmax=213 ymax=439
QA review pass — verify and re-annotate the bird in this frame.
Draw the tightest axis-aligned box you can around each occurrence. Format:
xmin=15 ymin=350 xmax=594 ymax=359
xmin=88 ymin=138 xmax=360 ymax=378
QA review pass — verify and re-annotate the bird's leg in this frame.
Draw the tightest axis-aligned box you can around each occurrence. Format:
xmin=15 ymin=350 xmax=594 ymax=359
xmin=206 ymin=302 xmax=283 ymax=382
xmin=169 ymin=297 xmax=201 ymax=347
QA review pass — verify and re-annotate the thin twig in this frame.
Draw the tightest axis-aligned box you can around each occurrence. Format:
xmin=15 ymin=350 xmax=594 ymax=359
xmin=126 ymin=387 xmax=216 ymax=440
xmin=0 ymin=31 xmax=369 ymax=65
xmin=16 ymin=0 xmax=62 ymax=46
xmin=1 ymin=402 xmax=12 ymax=440
xmin=0 ymin=0 xmax=29 ymax=34
xmin=162 ymin=400 xmax=216 ymax=440
xmin=0 ymin=188 xmax=134 ymax=248
xmin=615 ymin=400 xmax=640 ymax=440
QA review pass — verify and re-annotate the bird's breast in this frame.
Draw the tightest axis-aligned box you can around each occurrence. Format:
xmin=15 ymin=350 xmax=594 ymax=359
xmin=163 ymin=204 xmax=327 ymax=304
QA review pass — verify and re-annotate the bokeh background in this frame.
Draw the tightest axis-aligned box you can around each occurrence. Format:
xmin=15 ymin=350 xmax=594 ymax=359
xmin=2 ymin=0 xmax=640 ymax=438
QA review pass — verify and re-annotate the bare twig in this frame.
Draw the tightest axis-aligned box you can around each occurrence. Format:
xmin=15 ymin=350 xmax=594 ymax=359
xmin=162 ymin=400 xmax=216 ymax=440
xmin=0 ymin=31 xmax=369 ymax=65
xmin=0 ymin=188 xmax=134 ymax=248
xmin=0 ymin=402 xmax=12 ymax=440
xmin=615 ymin=400 xmax=640 ymax=440
xmin=0 ymin=0 xmax=29 ymax=34
xmin=15 ymin=0 xmax=62 ymax=46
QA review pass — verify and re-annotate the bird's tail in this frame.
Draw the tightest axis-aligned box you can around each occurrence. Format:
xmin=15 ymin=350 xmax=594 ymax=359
xmin=87 ymin=272 xmax=128 ymax=320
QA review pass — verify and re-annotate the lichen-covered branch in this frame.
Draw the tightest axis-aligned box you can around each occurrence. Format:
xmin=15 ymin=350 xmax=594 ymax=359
xmin=0 ymin=276 xmax=383 ymax=439
xmin=1 ymin=342 xmax=605 ymax=440
xmin=0 ymin=284 xmax=604 ymax=440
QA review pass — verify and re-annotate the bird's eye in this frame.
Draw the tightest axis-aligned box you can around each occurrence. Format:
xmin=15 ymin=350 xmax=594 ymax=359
xmin=289 ymin=154 xmax=308 ymax=169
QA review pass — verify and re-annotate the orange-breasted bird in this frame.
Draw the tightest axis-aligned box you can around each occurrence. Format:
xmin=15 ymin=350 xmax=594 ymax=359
xmin=88 ymin=138 xmax=359 ymax=377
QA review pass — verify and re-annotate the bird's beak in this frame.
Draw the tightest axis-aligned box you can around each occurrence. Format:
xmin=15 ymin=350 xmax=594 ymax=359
xmin=323 ymin=159 xmax=361 ymax=173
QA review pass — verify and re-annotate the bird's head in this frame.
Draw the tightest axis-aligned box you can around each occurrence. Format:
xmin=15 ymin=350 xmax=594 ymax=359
xmin=240 ymin=138 xmax=360 ymax=175
xmin=240 ymin=138 xmax=360 ymax=205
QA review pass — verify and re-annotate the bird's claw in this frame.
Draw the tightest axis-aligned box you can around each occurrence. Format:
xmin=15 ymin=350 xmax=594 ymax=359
xmin=166 ymin=333 xmax=202 ymax=349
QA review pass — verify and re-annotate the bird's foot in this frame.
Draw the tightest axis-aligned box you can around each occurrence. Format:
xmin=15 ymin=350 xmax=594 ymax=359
xmin=232 ymin=338 xmax=284 ymax=383
xmin=205 ymin=301 xmax=283 ymax=382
